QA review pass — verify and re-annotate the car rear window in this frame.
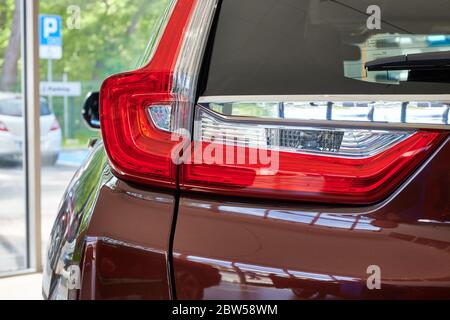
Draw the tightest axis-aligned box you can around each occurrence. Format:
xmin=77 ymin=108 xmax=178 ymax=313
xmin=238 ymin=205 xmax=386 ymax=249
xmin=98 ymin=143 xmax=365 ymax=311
xmin=40 ymin=100 xmax=51 ymax=116
xmin=0 ymin=99 xmax=52 ymax=116
xmin=0 ymin=99 xmax=22 ymax=116
xmin=199 ymin=0 xmax=450 ymax=96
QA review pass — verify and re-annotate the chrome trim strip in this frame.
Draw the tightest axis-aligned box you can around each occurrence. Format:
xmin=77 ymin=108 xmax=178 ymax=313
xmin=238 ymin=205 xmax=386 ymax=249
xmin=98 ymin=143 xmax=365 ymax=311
xmin=198 ymin=94 xmax=450 ymax=130
xmin=172 ymin=0 xmax=219 ymax=131
xmin=197 ymin=104 xmax=449 ymax=130
xmin=173 ymin=0 xmax=219 ymax=96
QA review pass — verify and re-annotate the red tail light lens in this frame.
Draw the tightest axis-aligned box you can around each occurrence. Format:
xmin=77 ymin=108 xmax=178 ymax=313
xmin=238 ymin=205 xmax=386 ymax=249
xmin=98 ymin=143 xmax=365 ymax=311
xmin=181 ymin=128 xmax=443 ymax=204
xmin=0 ymin=121 xmax=8 ymax=132
xmin=100 ymin=0 xmax=198 ymax=187
xmin=50 ymin=119 xmax=60 ymax=131
xmin=178 ymin=106 xmax=446 ymax=204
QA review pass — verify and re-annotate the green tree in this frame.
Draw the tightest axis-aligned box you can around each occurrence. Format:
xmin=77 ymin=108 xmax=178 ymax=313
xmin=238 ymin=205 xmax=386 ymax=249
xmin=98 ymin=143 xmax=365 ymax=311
xmin=0 ymin=0 xmax=21 ymax=91
xmin=38 ymin=0 xmax=168 ymax=144
xmin=39 ymin=0 xmax=169 ymax=83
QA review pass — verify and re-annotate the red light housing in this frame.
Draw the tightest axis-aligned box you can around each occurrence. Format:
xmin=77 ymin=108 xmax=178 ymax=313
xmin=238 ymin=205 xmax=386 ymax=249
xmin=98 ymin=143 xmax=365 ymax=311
xmin=100 ymin=0 xmax=197 ymax=187
xmin=180 ymin=130 xmax=445 ymax=204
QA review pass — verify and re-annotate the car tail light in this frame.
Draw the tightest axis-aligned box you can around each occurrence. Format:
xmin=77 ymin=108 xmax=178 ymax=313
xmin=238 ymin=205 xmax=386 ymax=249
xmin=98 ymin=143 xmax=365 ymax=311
xmin=99 ymin=0 xmax=447 ymax=204
xmin=100 ymin=0 xmax=216 ymax=187
xmin=100 ymin=1 xmax=194 ymax=187
xmin=178 ymin=106 xmax=446 ymax=204
xmin=50 ymin=119 xmax=60 ymax=131
xmin=0 ymin=121 xmax=8 ymax=132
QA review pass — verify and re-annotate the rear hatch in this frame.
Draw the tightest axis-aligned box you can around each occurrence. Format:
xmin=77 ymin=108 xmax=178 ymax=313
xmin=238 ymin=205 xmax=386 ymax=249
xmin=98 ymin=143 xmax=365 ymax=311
xmin=99 ymin=0 xmax=450 ymax=205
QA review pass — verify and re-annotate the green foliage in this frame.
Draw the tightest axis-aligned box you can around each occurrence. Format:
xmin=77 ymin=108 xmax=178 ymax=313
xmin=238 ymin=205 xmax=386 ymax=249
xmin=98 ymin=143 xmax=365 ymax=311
xmin=0 ymin=0 xmax=16 ymax=70
xmin=39 ymin=0 xmax=169 ymax=81
xmin=36 ymin=0 xmax=169 ymax=145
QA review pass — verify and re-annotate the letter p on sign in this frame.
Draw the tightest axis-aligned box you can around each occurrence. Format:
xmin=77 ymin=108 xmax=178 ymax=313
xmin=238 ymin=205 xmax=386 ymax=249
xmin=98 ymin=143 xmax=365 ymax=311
xmin=44 ymin=17 xmax=58 ymax=38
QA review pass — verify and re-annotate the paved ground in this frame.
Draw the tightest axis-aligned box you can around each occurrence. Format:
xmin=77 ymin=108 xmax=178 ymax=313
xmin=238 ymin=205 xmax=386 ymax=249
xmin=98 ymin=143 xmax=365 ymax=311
xmin=0 ymin=273 xmax=43 ymax=300
xmin=0 ymin=150 xmax=88 ymax=274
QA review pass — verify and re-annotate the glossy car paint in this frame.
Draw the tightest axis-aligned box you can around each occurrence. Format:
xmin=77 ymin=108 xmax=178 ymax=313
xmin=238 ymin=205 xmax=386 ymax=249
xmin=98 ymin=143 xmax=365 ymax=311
xmin=173 ymin=137 xmax=450 ymax=299
xmin=79 ymin=179 xmax=175 ymax=299
xmin=43 ymin=142 xmax=176 ymax=299
xmin=43 ymin=142 xmax=108 ymax=299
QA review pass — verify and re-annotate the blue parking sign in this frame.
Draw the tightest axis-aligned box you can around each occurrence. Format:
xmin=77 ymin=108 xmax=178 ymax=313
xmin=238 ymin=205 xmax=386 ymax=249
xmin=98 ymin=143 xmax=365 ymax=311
xmin=39 ymin=15 xmax=62 ymax=46
xmin=39 ymin=15 xmax=62 ymax=59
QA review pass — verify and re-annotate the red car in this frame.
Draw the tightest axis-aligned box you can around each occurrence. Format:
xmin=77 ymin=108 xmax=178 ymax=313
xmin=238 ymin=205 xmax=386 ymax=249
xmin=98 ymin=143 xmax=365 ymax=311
xmin=43 ymin=0 xmax=450 ymax=300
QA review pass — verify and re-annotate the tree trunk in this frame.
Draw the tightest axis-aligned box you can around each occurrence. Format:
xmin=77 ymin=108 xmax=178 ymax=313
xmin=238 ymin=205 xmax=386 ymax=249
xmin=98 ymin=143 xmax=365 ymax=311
xmin=0 ymin=0 xmax=21 ymax=92
xmin=126 ymin=2 xmax=146 ymax=36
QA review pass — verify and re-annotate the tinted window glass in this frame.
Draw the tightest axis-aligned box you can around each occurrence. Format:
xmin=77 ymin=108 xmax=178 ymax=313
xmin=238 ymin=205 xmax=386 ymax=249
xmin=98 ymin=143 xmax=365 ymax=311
xmin=0 ymin=99 xmax=51 ymax=116
xmin=40 ymin=100 xmax=51 ymax=116
xmin=0 ymin=99 xmax=22 ymax=116
xmin=200 ymin=0 xmax=450 ymax=96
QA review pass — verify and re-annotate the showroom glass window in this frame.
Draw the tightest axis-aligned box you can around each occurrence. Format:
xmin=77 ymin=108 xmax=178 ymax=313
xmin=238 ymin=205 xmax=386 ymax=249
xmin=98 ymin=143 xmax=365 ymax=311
xmin=0 ymin=0 xmax=27 ymax=275
xmin=38 ymin=0 xmax=169 ymax=259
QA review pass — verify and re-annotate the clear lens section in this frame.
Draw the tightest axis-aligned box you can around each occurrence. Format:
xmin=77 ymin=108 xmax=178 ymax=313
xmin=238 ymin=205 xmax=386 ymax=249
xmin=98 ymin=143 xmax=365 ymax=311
xmin=148 ymin=105 xmax=172 ymax=131
xmin=406 ymin=102 xmax=450 ymax=124
xmin=200 ymin=100 xmax=450 ymax=126
xmin=196 ymin=106 xmax=414 ymax=157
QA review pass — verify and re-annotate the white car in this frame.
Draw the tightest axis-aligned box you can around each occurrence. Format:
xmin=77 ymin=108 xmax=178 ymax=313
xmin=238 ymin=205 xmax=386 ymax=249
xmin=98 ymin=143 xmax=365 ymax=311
xmin=0 ymin=92 xmax=62 ymax=165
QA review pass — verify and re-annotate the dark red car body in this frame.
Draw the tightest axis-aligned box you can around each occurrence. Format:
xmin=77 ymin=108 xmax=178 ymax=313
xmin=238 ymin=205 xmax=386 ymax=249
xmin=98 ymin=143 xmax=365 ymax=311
xmin=43 ymin=0 xmax=450 ymax=300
